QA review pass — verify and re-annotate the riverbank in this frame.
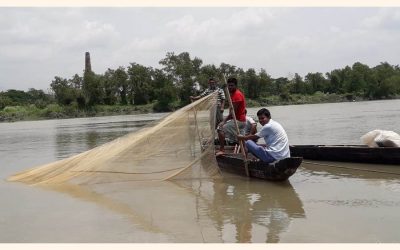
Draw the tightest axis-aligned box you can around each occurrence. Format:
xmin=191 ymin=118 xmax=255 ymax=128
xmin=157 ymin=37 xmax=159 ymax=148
xmin=0 ymin=103 xmax=155 ymax=122
xmin=1 ymin=93 xmax=397 ymax=123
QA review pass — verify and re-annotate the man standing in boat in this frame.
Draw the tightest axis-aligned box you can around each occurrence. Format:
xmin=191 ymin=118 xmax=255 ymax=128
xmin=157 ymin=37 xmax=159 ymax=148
xmin=190 ymin=78 xmax=226 ymax=128
xmin=237 ymin=108 xmax=290 ymax=163
xmin=216 ymin=77 xmax=247 ymax=156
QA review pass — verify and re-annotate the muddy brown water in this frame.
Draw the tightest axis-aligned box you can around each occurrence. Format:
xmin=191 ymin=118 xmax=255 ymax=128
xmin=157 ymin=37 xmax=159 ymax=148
xmin=1 ymin=100 xmax=400 ymax=242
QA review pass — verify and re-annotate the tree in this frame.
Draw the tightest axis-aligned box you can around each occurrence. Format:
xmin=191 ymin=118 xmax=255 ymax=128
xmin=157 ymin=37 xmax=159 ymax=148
xmin=50 ymin=76 xmax=76 ymax=105
xmin=218 ymin=63 xmax=237 ymax=78
xmin=304 ymin=72 xmax=327 ymax=94
xmin=82 ymin=71 xmax=103 ymax=106
xmin=0 ymin=92 xmax=12 ymax=109
xmin=27 ymin=88 xmax=53 ymax=108
xmin=152 ymin=68 xmax=178 ymax=112
xmin=347 ymin=62 xmax=371 ymax=95
xmin=242 ymin=68 xmax=260 ymax=99
xmin=102 ymin=69 xmax=119 ymax=105
xmin=1 ymin=89 xmax=30 ymax=105
xmin=112 ymin=67 xmax=129 ymax=105
xmin=159 ymin=52 xmax=203 ymax=105
xmin=340 ymin=66 xmax=353 ymax=94
xmin=289 ymin=73 xmax=306 ymax=94
xmin=326 ymin=70 xmax=343 ymax=94
xmin=198 ymin=64 xmax=219 ymax=90
xmin=272 ymin=77 xmax=289 ymax=96
xmin=384 ymin=75 xmax=400 ymax=95
xmin=70 ymin=74 xmax=83 ymax=89
xmin=127 ymin=63 xmax=153 ymax=105
xmin=367 ymin=62 xmax=400 ymax=98
xmin=258 ymin=69 xmax=273 ymax=96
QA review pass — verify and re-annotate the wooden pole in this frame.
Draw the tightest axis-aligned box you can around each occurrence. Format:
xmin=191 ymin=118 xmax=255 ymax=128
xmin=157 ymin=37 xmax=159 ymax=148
xmin=222 ymin=75 xmax=249 ymax=177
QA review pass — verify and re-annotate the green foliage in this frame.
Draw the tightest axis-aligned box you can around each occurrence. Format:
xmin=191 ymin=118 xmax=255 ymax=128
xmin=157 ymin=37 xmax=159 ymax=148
xmin=0 ymin=105 xmax=39 ymax=121
xmin=241 ymin=68 xmax=260 ymax=99
xmin=2 ymin=89 xmax=31 ymax=105
xmin=2 ymin=51 xmax=400 ymax=123
xmin=245 ymin=98 xmax=261 ymax=108
xmin=219 ymin=63 xmax=237 ymax=78
xmin=0 ymin=88 xmax=53 ymax=110
xmin=258 ymin=69 xmax=274 ymax=96
xmin=289 ymin=73 xmax=306 ymax=94
xmin=3 ymin=106 xmax=25 ymax=113
xmin=83 ymin=71 xmax=104 ymax=106
xmin=0 ymin=94 xmax=12 ymax=110
xmin=50 ymin=76 xmax=76 ymax=105
xmin=41 ymin=104 xmax=65 ymax=119
xmin=112 ymin=67 xmax=129 ymax=105
xmin=256 ymin=95 xmax=282 ymax=106
xmin=127 ymin=63 xmax=153 ymax=105
xmin=198 ymin=64 xmax=219 ymax=89
xmin=304 ymin=72 xmax=327 ymax=93
xmin=101 ymin=69 xmax=119 ymax=105
xmin=272 ymin=77 xmax=290 ymax=96
xmin=159 ymin=52 xmax=203 ymax=106
xmin=153 ymin=83 xmax=179 ymax=112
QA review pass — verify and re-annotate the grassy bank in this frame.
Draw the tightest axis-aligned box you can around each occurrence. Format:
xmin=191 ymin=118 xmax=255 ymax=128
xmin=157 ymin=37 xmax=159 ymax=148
xmin=246 ymin=92 xmax=365 ymax=108
xmin=0 ymin=103 xmax=155 ymax=122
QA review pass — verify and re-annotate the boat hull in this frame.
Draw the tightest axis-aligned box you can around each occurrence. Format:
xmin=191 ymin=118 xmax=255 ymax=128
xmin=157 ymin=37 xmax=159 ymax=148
xmin=216 ymin=153 xmax=302 ymax=181
xmin=290 ymin=145 xmax=400 ymax=165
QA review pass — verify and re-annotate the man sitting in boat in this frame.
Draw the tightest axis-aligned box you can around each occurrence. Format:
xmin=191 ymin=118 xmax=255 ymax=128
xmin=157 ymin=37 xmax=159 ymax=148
xmin=237 ymin=108 xmax=290 ymax=163
xmin=244 ymin=109 xmax=257 ymax=139
xmin=219 ymin=109 xmax=255 ymax=146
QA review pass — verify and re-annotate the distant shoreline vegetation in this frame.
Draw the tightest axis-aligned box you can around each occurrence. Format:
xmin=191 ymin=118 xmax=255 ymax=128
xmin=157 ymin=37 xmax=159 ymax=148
xmin=1 ymin=93 xmax=399 ymax=123
xmin=1 ymin=51 xmax=400 ymax=122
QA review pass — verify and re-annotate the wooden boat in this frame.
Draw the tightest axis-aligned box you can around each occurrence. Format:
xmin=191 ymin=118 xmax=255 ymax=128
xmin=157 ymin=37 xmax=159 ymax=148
xmin=215 ymin=146 xmax=302 ymax=181
xmin=290 ymin=145 xmax=400 ymax=165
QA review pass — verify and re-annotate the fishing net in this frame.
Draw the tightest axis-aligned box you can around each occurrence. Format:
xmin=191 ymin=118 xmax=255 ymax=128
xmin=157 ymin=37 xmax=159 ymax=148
xmin=8 ymin=92 xmax=221 ymax=186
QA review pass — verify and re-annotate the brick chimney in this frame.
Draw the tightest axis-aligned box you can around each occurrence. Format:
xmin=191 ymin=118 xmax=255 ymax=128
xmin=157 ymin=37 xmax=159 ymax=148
xmin=85 ymin=52 xmax=92 ymax=73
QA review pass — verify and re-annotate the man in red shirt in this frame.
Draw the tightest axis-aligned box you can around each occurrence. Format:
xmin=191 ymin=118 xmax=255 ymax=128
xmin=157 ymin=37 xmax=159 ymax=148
xmin=216 ymin=77 xmax=246 ymax=155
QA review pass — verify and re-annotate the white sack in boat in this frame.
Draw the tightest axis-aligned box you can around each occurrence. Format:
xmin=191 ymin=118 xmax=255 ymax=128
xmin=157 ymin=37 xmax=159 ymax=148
xmin=361 ymin=130 xmax=400 ymax=148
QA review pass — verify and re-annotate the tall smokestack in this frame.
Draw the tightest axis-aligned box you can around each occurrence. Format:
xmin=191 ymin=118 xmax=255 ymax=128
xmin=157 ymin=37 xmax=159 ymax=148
xmin=85 ymin=52 xmax=92 ymax=73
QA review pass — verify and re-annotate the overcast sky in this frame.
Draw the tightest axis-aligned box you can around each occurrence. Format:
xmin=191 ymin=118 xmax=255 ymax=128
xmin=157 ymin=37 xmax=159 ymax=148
xmin=1 ymin=7 xmax=399 ymax=91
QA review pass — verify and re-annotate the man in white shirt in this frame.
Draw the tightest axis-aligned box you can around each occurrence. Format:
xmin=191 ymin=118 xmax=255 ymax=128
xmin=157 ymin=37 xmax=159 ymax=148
xmin=237 ymin=108 xmax=290 ymax=163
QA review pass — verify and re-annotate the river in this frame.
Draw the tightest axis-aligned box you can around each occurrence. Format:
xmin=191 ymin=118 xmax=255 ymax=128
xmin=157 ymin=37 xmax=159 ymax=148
xmin=1 ymin=100 xmax=400 ymax=243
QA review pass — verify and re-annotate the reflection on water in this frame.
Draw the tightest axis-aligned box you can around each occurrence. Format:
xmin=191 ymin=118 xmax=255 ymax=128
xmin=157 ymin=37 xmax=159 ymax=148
xmin=43 ymin=174 xmax=305 ymax=242
xmin=301 ymin=160 xmax=400 ymax=181
xmin=208 ymin=176 xmax=305 ymax=243
xmin=54 ymin=117 xmax=160 ymax=159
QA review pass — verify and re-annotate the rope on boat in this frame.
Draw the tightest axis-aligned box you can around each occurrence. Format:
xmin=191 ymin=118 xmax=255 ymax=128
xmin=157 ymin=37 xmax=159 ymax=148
xmin=303 ymin=160 xmax=400 ymax=176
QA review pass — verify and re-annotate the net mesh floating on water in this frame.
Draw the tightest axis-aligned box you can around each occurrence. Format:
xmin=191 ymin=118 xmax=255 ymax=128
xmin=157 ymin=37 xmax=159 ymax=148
xmin=8 ymin=92 xmax=221 ymax=186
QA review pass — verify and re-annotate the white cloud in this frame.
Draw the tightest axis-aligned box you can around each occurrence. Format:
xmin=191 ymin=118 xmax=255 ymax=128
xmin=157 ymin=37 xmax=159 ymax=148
xmin=329 ymin=26 xmax=341 ymax=33
xmin=276 ymin=36 xmax=313 ymax=51
xmin=361 ymin=8 xmax=400 ymax=30
xmin=64 ymin=20 xmax=120 ymax=49
xmin=163 ymin=8 xmax=275 ymax=46
xmin=229 ymin=8 xmax=269 ymax=29
xmin=1 ymin=7 xmax=400 ymax=91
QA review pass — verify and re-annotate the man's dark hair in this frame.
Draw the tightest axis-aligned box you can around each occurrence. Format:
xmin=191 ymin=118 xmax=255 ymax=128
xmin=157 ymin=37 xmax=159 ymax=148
xmin=227 ymin=77 xmax=238 ymax=86
xmin=209 ymin=78 xmax=215 ymax=82
xmin=257 ymin=108 xmax=271 ymax=118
